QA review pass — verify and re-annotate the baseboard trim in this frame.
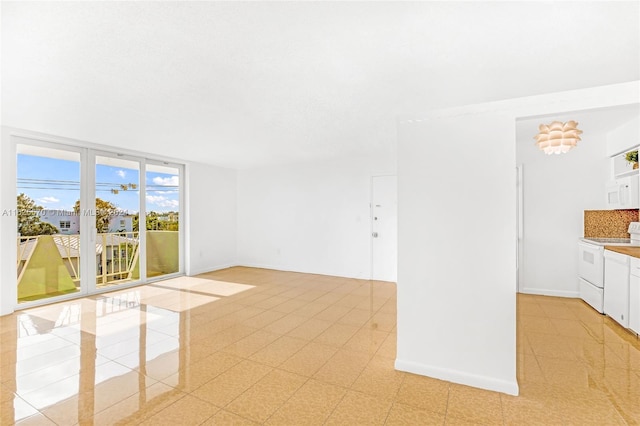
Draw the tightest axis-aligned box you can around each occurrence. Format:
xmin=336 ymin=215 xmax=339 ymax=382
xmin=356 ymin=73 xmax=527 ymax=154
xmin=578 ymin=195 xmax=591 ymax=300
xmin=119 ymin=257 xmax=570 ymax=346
xmin=237 ymin=262 xmax=369 ymax=280
xmin=188 ymin=263 xmax=238 ymax=276
xmin=395 ymin=358 xmax=519 ymax=396
xmin=519 ymin=287 xmax=579 ymax=298
xmin=188 ymin=262 xmax=369 ymax=280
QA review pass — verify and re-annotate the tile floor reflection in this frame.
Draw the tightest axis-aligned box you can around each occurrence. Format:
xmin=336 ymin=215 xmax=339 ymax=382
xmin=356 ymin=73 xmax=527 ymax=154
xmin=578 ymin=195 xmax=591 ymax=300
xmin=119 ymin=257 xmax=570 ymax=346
xmin=1 ymin=267 xmax=639 ymax=424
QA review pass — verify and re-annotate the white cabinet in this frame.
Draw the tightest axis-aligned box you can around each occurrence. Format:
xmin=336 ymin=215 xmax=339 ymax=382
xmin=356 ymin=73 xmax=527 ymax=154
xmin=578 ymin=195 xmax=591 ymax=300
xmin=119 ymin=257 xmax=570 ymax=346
xmin=630 ymin=258 xmax=640 ymax=334
xmin=607 ymin=148 xmax=640 ymax=210
xmin=604 ymin=250 xmax=630 ymax=328
xmin=611 ymin=148 xmax=639 ymax=178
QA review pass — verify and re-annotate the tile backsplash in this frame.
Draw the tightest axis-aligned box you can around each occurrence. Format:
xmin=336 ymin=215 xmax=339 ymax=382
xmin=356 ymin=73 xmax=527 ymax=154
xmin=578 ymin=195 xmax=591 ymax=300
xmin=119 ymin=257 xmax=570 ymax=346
xmin=584 ymin=209 xmax=639 ymax=238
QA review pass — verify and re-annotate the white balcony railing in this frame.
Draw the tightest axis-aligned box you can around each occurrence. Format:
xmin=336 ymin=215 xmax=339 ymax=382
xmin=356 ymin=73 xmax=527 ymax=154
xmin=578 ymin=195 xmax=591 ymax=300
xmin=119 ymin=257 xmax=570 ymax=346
xmin=17 ymin=232 xmax=141 ymax=300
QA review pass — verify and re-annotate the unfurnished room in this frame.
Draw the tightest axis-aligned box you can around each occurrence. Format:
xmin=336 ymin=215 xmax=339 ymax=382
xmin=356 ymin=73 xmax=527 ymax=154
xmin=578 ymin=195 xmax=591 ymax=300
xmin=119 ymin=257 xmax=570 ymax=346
xmin=1 ymin=1 xmax=640 ymax=425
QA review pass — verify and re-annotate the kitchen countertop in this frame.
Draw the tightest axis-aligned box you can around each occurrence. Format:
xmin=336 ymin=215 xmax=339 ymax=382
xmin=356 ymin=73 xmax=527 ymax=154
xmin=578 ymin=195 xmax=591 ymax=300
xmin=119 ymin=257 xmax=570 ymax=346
xmin=604 ymin=245 xmax=640 ymax=258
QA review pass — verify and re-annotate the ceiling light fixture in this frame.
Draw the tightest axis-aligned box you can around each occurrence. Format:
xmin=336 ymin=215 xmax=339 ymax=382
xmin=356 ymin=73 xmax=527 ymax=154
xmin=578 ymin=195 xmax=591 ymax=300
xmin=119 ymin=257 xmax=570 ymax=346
xmin=534 ymin=120 xmax=582 ymax=155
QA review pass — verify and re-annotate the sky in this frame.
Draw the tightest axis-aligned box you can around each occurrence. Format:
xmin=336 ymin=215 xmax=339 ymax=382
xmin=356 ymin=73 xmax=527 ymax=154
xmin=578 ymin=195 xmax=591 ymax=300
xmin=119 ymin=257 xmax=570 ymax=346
xmin=17 ymin=154 xmax=179 ymax=214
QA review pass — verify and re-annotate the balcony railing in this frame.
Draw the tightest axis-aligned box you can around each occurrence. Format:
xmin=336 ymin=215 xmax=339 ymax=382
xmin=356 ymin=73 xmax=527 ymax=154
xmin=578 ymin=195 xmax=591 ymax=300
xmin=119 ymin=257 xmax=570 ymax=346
xmin=96 ymin=232 xmax=141 ymax=285
xmin=17 ymin=231 xmax=179 ymax=302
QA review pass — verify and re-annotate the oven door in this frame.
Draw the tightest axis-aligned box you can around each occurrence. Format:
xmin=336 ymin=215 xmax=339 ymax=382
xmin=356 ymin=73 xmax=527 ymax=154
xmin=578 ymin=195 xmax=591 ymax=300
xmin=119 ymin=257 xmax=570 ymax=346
xmin=578 ymin=241 xmax=604 ymax=288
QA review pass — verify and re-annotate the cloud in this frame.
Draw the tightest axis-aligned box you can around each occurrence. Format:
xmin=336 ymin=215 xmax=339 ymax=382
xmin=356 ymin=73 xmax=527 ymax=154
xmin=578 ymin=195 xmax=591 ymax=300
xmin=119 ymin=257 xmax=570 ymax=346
xmin=152 ymin=176 xmax=179 ymax=186
xmin=38 ymin=196 xmax=60 ymax=204
xmin=146 ymin=195 xmax=165 ymax=203
xmin=146 ymin=195 xmax=179 ymax=209
xmin=116 ymin=169 xmax=126 ymax=178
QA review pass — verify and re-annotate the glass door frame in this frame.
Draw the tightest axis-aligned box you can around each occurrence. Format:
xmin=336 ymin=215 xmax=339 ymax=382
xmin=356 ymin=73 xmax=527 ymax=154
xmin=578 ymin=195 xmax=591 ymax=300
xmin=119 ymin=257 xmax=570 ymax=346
xmin=11 ymin=138 xmax=185 ymax=311
xmin=13 ymin=136 xmax=93 ymax=308
xmin=144 ymin=158 xmax=185 ymax=283
xmin=90 ymin=150 xmax=147 ymax=293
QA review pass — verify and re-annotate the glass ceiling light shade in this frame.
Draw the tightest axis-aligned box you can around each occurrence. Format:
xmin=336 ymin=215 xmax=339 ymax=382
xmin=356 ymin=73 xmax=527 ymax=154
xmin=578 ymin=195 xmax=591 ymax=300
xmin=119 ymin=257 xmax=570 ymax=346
xmin=534 ymin=120 xmax=583 ymax=155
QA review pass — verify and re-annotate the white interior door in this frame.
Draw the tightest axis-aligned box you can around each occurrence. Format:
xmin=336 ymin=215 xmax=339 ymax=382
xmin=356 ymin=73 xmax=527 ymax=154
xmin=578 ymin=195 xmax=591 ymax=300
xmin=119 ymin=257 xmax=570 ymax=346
xmin=371 ymin=175 xmax=397 ymax=282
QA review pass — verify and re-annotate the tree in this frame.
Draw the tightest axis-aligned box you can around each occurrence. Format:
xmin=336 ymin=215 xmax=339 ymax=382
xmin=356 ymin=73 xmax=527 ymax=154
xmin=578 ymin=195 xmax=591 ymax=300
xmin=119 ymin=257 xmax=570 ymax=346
xmin=146 ymin=211 xmax=160 ymax=231
xmin=74 ymin=198 xmax=117 ymax=233
xmin=17 ymin=193 xmax=59 ymax=236
xmin=132 ymin=214 xmax=139 ymax=232
xmin=132 ymin=211 xmax=179 ymax=232
xmin=133 ymin=211 xmax=160 ymax=231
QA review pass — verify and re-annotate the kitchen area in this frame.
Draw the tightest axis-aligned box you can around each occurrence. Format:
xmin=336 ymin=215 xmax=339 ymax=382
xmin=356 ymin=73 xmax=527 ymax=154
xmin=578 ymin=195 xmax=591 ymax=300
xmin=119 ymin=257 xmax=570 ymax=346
xmin=579 ymin=220 xmax=640 ymax=334
xmin=516 ymin=102 xmax=640 ymax=338
xmin=512 ymin=101 xmax=640 ymax=422
xmin=578 ymin=138 xmax=640 ymax=336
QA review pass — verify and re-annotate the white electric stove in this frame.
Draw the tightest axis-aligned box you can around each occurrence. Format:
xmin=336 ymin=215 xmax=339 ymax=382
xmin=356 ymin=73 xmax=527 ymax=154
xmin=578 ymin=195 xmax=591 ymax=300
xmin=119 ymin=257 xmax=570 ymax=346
xmin=578 ymin=222 xmax=640 ymax=313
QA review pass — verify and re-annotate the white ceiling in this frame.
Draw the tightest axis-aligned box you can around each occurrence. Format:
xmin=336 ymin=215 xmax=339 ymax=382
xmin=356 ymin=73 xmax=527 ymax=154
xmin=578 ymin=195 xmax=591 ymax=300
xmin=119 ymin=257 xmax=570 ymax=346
xmin=2 ymin=1 xmax=639 ymax=169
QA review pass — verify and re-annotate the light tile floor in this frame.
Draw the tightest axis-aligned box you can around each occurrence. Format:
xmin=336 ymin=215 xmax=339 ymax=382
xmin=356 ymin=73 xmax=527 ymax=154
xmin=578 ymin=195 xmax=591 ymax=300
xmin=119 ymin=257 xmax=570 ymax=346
xmin=1 ymin=267 xmax=639 ymax=425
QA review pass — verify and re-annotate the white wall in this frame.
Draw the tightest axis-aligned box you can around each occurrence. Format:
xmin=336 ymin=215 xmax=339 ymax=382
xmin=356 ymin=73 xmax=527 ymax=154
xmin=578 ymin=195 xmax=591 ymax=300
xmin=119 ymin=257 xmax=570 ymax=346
xmin=516 ymin=129 xmax=609 ymax=297
xmin=0 ymin=129 xmax=9 ymax=315
xmin=607 ymin=116 xmax=640 ymax=156
xmin=186 ymin=161 xmax=237 ymax=275
xmin=396 ymin=81 xmax=639 ymax=396
xmin=237 ymin=154 xmax=395 ymax=279
xmin=397 ymin=112 xmax=519 ymax=395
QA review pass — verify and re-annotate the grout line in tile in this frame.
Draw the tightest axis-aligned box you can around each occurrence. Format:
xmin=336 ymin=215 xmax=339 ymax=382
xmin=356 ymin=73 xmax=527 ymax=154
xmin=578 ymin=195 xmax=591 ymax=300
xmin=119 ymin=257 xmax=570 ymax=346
xmin=260 ymin=375 xmax=314 ymax=425
xmin=381 ymin=371 xmax=408 ymax=425
xmin=442 ymin=380 xmax=452 ymax=424
xmin=320 ymin=385 xmax=350 ymax=425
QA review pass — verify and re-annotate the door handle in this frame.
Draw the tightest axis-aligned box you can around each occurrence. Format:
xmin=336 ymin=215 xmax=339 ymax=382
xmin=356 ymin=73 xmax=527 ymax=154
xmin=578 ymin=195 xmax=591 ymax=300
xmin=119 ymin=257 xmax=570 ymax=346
xmin=372 ymin=232 xmax=379 ymax=238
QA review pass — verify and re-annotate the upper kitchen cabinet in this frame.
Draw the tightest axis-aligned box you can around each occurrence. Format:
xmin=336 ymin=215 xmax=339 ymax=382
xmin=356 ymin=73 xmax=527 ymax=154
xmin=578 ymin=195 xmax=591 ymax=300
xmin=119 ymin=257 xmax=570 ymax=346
xmin=611 ymin=147 xmax=640 ymax=179
xmin=607 ymin=147 xmax=640 ymax=209
xmin=606 ymin=114 xmax=640 ymax=209
xmin=606 ymin=115 xmax=640 ymax=158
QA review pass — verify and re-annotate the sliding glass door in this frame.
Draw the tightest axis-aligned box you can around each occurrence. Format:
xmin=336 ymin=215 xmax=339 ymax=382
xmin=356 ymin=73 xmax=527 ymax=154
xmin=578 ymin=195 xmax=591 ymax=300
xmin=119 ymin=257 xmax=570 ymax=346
xmin=16 ymin=143 xmax=83 ymax=303
xmin=15 ymin=139 xmax=183 ymax=307
xmin=145 ymin=162 xmax=182 ymax=279
xmin=94 ymin=154 xmax=142 ymax=289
